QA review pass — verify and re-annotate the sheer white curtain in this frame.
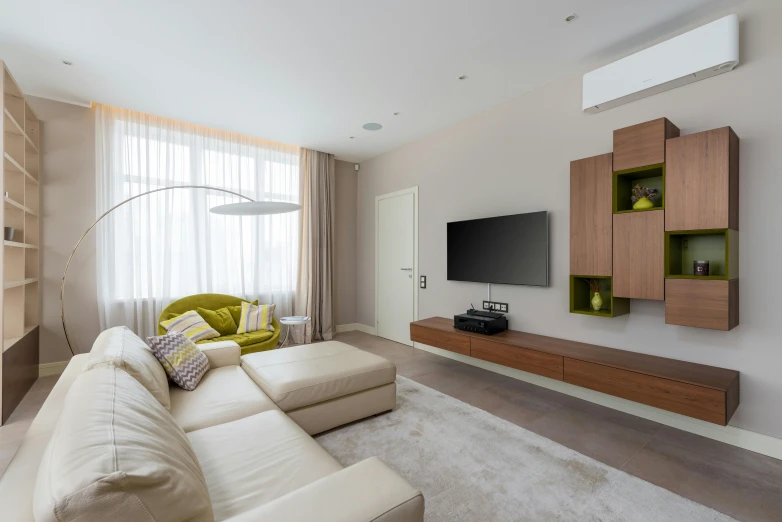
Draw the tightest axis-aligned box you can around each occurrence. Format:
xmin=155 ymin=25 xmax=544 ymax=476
xmin=95 ymin=104 xmax=300 ymax=338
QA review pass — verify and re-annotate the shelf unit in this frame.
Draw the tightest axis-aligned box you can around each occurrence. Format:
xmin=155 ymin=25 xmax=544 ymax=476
xmin=570 ymin=117 xmax=739 ymax=331
xmin=1 ymin=61 xmax=40 ymax=424
xmin=570 ymin=276 xmax=629 ymax=318
xmin=613 ymin=163 xmax=665 ymax=213
xmin=665 ymin=229 xmax=738 ymax=280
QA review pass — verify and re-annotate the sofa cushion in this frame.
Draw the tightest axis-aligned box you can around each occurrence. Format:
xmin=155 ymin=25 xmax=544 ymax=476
xmin=237 ymin=302 xmax=276 ymax=333
xmin=241 ymin=341 xmax=397 ymax=411
xmin=197 ymin=306 xmax=238 ymax=336
xmin=148 ymin=332 xmax=210 ymax=390
xmin=169 ymin=365 xmax=278 ymax=432
xmin=33 ymin=366 xmax=213 ymax=522
xmin=160 ymin=309 xmax=221 ymax=341
xmin=187 ymin=410 xmax=342 ymax=521
xmin=86 ymin=326 xmax=171 ymax=410
xmin=198 ymin=329 xmax=274 ymax=347
xmin=226 ymin=299 xmax=259 ymax=325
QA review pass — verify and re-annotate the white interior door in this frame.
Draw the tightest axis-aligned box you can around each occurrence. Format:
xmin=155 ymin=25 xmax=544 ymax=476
xmin=377 ymin=191 xmax=415 ymax=345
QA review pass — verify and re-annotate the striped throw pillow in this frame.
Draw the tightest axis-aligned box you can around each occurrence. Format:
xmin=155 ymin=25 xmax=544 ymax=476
xmin=237 ymin=302 xmax=276 ymax=334
xmin=147 ymin=333 xmax=210 ymax=390
xmin=160 ymin=310 xmax=220 ymax=342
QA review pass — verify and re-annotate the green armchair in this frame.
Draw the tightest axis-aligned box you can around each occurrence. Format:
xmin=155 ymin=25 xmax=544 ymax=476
xmin=158 ymin=293 xmax=280 ymax=355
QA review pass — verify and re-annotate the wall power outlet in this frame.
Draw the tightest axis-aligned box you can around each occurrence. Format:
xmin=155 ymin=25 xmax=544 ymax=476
xmin=482 ymin=301 xmax=508 ymax=313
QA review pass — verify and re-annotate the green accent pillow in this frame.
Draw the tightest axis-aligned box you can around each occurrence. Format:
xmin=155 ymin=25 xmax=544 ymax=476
xmin=227 ymin=300 xmax=259 ymax=325
xmin=196 ymin=307 xmax=238 ymax=336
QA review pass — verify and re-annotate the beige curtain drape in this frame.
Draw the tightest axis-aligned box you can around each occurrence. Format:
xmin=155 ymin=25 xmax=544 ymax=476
xmin=293 ymin=149 xmax=336 ymax=343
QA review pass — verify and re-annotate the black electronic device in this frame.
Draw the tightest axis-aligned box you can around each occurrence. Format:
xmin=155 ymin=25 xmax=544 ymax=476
xmin=447 ymin=211 xmax=549 ymax=287
xmin=454 ymin=308 xmax=508 ymax=335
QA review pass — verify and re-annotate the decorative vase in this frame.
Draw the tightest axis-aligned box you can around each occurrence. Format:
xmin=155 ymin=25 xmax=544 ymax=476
xmin=591 ymin=292 xmax=603 ymax=312
xmin=633 ymin=196 xmax=654 ymax=210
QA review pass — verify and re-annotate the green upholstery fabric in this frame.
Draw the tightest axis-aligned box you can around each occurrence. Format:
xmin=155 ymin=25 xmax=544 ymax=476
xmin=158 ymin=294 xmax=279 ymax=355
xmin=196 ymin=307 xmax=238 ymax=336
xmin=198 ymin=330 xmax=274 ymax=347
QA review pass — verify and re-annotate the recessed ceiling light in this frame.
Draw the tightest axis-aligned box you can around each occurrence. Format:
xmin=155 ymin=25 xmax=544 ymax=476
xmin=565 ymin=13 xmax=579 ymax=23
xmin=62 ymin=60 xmax=73 ymax=66
xmin=458 ymin=75 xmax=468 ymax=80
xmin=362 ymin=123 xmax=382 ymax=131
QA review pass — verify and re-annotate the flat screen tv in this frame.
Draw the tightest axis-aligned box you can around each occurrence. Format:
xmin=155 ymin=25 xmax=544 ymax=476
xmin=447 ymin=211 xmax=549 ymax=286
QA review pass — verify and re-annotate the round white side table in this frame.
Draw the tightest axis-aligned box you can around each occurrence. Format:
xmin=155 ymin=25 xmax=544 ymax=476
xmin=278 ymin=316 xmax=310 ymax=348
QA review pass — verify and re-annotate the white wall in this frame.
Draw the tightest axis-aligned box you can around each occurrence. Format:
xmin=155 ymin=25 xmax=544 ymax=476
xmin=29 ymin=97 xmax=99 ymax=363
xmin=356 ymin=0 xmax=782 ymax=438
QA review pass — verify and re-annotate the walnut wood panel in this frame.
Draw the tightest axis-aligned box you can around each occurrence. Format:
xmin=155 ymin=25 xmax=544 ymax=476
xmin=470 ymin=337 xmax=563 ymax=380
xmin=613 ymin=211 xmax=665 ymax=300
xmin=570 ymin=153 xmax=613 ymax=276
xmin=665 ymin=127 xmax=739 ymax=231
xmin=410 ymin=323 xmax=470 ymax=355
xmin=564 ymin=358 xmax=729 ymax=425
xmin=2 ymin=326 xmax=39 ymax=423
xmin=412 ymin=318 xmax=739 ymax=391
xmin=412 ymin=318 xmax=740 ymax=424
xmin=665 ymin=279 xmax=739 ymax=331
xmin=613 ymin=118 xmax=680 ymax=172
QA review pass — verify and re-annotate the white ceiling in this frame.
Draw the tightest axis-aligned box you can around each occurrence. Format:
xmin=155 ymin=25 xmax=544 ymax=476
xmin=0 ymin=0 xmax=740 ymax=161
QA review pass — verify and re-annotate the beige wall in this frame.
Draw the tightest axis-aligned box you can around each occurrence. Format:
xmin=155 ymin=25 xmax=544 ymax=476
xmin=357 ymin=0 xmax=782 ymax=438
xmin=28 ymin=97 xmax=99 ymax=363
xmin=334 ymin=160 xmax=358 ymax=325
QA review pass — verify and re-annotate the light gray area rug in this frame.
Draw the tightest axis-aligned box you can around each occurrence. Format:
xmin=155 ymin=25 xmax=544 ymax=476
xmin=316 ymin=376 xmax=734 ymax=522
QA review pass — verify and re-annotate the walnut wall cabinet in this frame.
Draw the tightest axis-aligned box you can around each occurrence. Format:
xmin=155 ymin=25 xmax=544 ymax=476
xmin=569 ymin=117 xmax=740 ymax=331
xmin=613 ymin=211 xmax=665 ymax=300
xmin=665 ymin=127 xmax=739 ymax=232
xmin=612 ymin=117 xmax=680 ymax=172
xmin=570 ymin=153 xmax=613 ymax=277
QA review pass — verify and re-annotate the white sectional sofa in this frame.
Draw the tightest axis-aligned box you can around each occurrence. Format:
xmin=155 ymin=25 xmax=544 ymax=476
xmin=0 ymin=327 xmax=424 ymax=521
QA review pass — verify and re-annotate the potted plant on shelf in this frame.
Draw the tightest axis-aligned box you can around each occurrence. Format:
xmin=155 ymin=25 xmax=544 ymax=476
xmin=583 ymin=278 xmax=602 ymax=311
xmin=631 ymin=184 xmax=660 ymax=210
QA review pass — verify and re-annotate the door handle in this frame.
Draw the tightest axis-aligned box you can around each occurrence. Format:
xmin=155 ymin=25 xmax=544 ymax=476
xmin=400 ymin=268 xmax=413 ymax=271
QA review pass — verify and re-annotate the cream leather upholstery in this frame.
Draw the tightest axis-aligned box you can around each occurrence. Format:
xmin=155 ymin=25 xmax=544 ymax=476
xmin=169 ymin=365 xmax=278 ymax=432
xmin=187 ymin=410 xmax=342 ymax=520
xmin=2 ymin=332 xmax=422 ymax=522
xmin=222 ymin=457 xmax=425 ymax=522
xmin=241 ymin=341 xmax=397 ymax=411
xmin=198 ymin=340 xmax=241 ymax=368
xmin=288 ymin=382 xmax=396 ymax=435
xmin=33 ymin=366 xmax=213 ymax=522
xmin=86 ymin=325 xmax=171 ymax=409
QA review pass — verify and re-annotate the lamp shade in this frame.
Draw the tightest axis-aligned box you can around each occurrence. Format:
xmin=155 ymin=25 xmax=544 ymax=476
xmin=210 ymin=201 xmax=301 ymax=216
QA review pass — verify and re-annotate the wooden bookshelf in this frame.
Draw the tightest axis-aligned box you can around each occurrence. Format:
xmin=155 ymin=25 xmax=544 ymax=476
xmin=1 ymin=61 xmax=40 ymax=424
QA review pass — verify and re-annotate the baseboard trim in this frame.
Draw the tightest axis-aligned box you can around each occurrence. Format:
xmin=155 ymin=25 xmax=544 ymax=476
xmin=39 ymin=361 xmax=69 ymax=377
xmin=414 ymin=341 xmax=782 ymax=461
xmin=336 ymin=323 xmax=377 ymax=335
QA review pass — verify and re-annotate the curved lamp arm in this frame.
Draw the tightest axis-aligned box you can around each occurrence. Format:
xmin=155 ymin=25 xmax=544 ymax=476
xmin=60 ymin=185 xmax=254 ymax=356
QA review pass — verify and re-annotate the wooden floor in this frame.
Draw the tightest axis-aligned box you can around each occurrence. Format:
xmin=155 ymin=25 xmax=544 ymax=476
xmin=2 ymin=332 xmax=781 ymax=521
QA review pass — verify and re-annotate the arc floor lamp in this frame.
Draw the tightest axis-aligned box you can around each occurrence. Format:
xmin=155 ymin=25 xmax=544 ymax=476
xmin=60 ymin=185 xmax=300 ymax=356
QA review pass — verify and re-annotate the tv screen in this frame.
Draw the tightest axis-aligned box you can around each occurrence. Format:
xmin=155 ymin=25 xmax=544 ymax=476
xmin=447 ymin=211 xmax=549 ymax=286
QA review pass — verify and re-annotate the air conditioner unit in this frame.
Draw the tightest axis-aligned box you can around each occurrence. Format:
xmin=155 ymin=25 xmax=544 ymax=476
xmin=583 ymin=14 xmax=739 ymax=113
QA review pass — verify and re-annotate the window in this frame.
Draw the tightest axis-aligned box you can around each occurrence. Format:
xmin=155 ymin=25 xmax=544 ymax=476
xmin=96 ymin=105 xmax=300 ymax=336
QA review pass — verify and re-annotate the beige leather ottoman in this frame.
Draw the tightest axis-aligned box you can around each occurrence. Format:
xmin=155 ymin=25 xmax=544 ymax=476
xmin=241 ymin=341 xmax=396 ymax=435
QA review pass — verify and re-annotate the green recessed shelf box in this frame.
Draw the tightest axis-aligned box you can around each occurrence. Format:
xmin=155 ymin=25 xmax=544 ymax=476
xmin=665 ymin=229 xmax=738 ymax=280
xmin=570 ymin=275 xmax=630 ymax=318
xmin=613 ymin=163 xmax=665 ymax=214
